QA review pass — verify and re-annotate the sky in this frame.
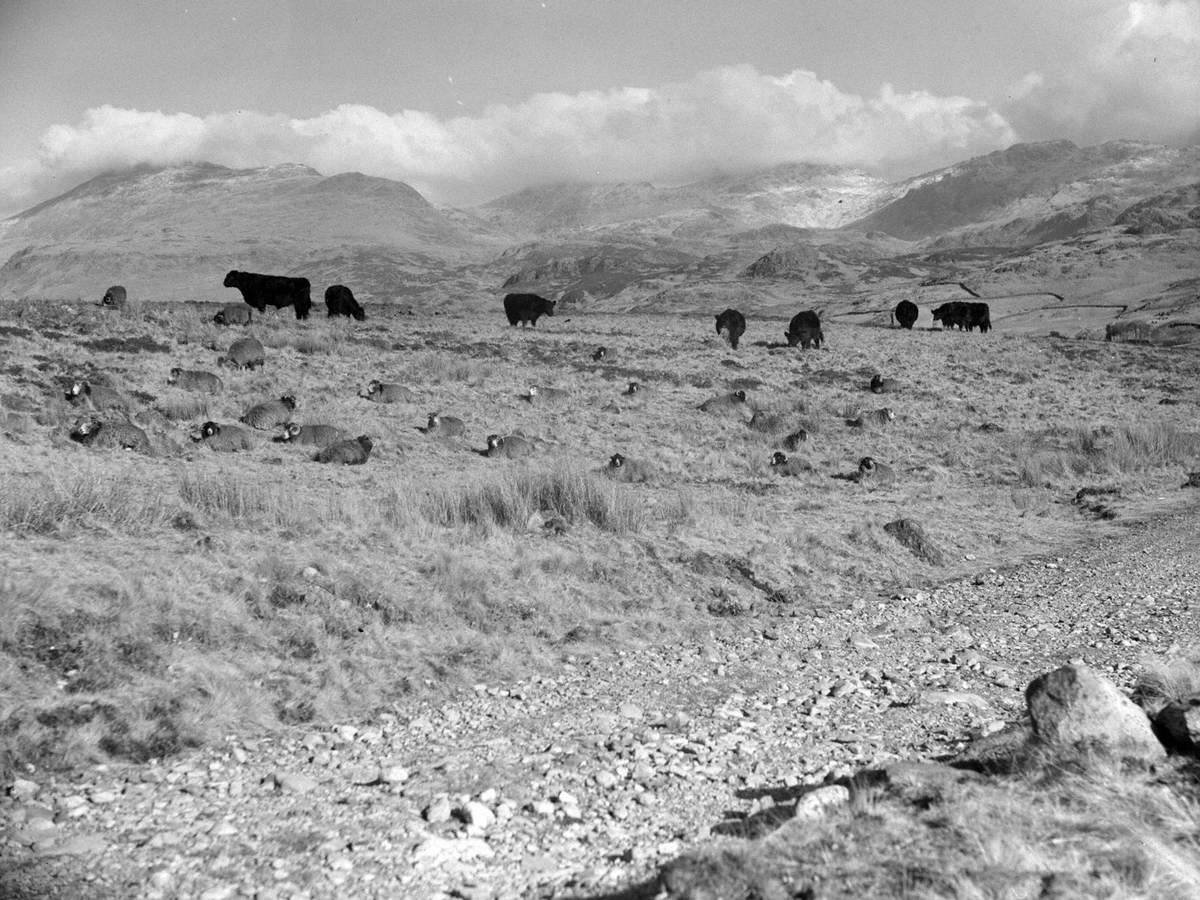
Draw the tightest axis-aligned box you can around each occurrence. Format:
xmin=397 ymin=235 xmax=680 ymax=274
xmin=0 ymin=0 xmax=1197 ymax=217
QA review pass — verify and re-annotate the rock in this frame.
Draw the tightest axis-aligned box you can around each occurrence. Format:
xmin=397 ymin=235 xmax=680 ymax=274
xmin=197 ymin=885 xmax=236 ymax=900
xmin=528 ymin=799 xmax=555 ymax=817
xmin=458 ymin=801 xmax=495 ymax=829
xmin=381 ymin=765 xmax=411 ymax=784
xmin=412 ymin=836 xmax=494 ymax=867
xmin=921 ymin=690 xmax=991 ymax=710
xmin=883 ymin=518 xmax=946 ymax=565
xmin=348 ymin=766 xmax=382 ymax=786
xmin=38 ymin=833 xmax=108 ymax=856
xmin=792 ymin=784 xmax=850 ymax=820
xmin=1025 ymin=664 xmax=1165 ymax=763
xmin=425 ymin=796 xmax=453 ymax=823
xmin=1152 ymin=693 xmax=1200 ymax=752
xmin=618 ymin=703 xmax=644 ymax=721
xmin=9 ymin=778 xmax=39 ymax=801
xmin=271 ymin=771 xmax=319 ymax=794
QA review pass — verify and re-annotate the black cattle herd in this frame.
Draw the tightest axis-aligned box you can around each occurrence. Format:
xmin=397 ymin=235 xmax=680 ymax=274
xmin=72 ymin=273 xmax=991 ymax=478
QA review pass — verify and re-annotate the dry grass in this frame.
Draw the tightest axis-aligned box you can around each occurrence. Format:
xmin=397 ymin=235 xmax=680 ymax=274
xmin=2 ymin=301 xmax=1200 ymax=777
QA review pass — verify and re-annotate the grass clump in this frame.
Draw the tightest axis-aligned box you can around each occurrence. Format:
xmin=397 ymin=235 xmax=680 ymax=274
xmin=0 ymin=472 xmax=173 ymax=534
xmin=421 ymin=465 xmax=646 ymax=533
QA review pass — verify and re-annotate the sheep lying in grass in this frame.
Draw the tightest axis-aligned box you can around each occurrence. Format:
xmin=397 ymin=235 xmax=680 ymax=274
xmin=69 ymin=417 xmax=151 ymax=453
xmin=216 ymin=337 xmax=265 ymax=369
xmin=603 ymin=452 xmax=657 ymax=483
xmin=855 ymin=456 xmax=896 ymax=487
xmin=769 ymin=451 xmax=812 ymax=476
xmin=424 ymin=412 xmax=466 ymax=438
xmin=240 ymin=396 xmax=297 ymax=430
xmin=361 ymin=380 xmax=415 ymax=403
xmin=315 ymin=435 xmax=373 ymax=465
xmin=195 ymin=421 xmax=255 ymax=452
xmin=699 ymin=390 xmax=748 ymax=414
xmin=275 ymin=422 xmax=347 ymax=448
xmin=167 ymin=368 xmax=223 ymax=395
xmin=65 ymin=380 xmax=131 ymax=414
xmin=485 ymin=434 xmax=534 ymax=459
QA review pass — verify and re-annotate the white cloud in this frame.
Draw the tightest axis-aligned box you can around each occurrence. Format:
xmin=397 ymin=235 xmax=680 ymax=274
xmin=1005 ymin=0 xmax=1200 ymax=144
xmin=0 ymin=65 xmax=1016 ymax=215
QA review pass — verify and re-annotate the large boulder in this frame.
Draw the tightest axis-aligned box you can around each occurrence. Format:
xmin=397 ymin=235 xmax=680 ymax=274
xmin=1025 ymin=664 xmax=1165 ymax=763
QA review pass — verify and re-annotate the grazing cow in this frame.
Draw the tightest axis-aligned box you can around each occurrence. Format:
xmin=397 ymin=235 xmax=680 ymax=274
xmin=277 ymin=422 xmax=347 ymax=448
xmin=965 ymin=301 xmax=992 ymax=332
xmin=216 ymin=337 xmax=266 ymax=370
xmin=870 ymin=374 xmax=897 ymax=394
xmin=715 ymin=309 xmax=747 ymax=350
xmin=65 ymin=380 xmax=130 ymax=414
xmin=223 ymin=270 xmax=312 ymax=320
xmin=933 ymin=301 xmax=990 ymax=332
xmin=893 ymin=300 xmax=918 ymax=330
xmin=503 ymin=293 xmax=556 ymax=327
xmin=856 ymin=456 xmax=896 ymax=487
xmin=213 ymin=304 xmax=252 ymax=326
xmin=324 ymin=285 xmax=365 ymax=321
xmin=485 ymin=434 xmax=534 ymax=459
xmin=604 ymin=453 xmax=656 ymax=483
xmin=100 ymin=286 xmax=127 ymax=310
xmin=698 ymin=390 xmax=748 ymax=414
xmin=315 ymin=435 xmax=373 ymax=465
xmin=167 ymin=368 xmax=223 ymax=395
xmin=931 ymin=301 xmax=963 ymax=330
xmin=240 ymin=396 xmax=297 ymax=430
xmin=424 ymin=412 xmax=466 ymax=438
xmin=785 ymin=310 xmax=824 ymax=349
xmin=70 ymin=417 xmax=151 ymax=453
xmin=195 ymin=421 xmax=255 ymax=452
xmin=769 ymin=451 xmax=811 ymax=476
xmin=361 ymin=380 xmax=415 ymax=403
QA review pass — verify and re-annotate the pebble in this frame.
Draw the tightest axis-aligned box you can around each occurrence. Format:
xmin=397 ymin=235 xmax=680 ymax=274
xmin=271 ymin=772 xmax=319 ymax=795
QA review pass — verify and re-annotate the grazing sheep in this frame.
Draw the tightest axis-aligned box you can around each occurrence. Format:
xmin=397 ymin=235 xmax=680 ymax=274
xmin=65 ymin=380 xmax=130 ymax=414
xmin=240 ymin=396 xmax=297 ymax=430
xmin=524 ymin=385 xmax=569 ymax=405
xmin=623 ymin=381 xmax=644 ymax=396
xmin=847 ymin=408 xmax=895 ymax=428
xmin=195 ymin=421 xmax=256 ymax=452
xmin=769 ymin=451 xmax=811 ymax=476
xmin=856 ymin=456 xmax=896 ymax=487
xmin=213 ymin=304 xmax=252 ymax=326
xmin=276 ymin=422 xmax=347 ymax=447
xmin=361 ymin=380 xmax=415 ymax=404
xmin=782 ymin=429 xmax=809 ymax=450
xmin=698 ymin=390 xmax=748 ymax=414
xmin=69 ymin=417 xmax=151 ymax=453
xmin=870 ymin=374 xmax=898 ymax=394
xmin=485 ymin=434 xmax=534 ymax=459
xmin=216 ymin=337 xmax=265 ymax=369
xmin=99 ymin=286 xmax=127 ymax=310
xmin=424 ymin=412 xmax=466 ymax=438
xmin=604 ymin=452 xmax=656 ymax=483
xmin=315 ymin=435 xmax=373 ymax=465
xmin=592 ymin=346 xmax=609 ymax=361
xmin=167 ymin=368 xmax=224 ymax=395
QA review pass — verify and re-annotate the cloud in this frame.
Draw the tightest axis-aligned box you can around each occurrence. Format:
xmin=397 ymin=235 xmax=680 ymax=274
xmin=1005 ymin=0 xmax=1200 ymax=144
xmin=0 ymin=65 xmax=1016 ymax=215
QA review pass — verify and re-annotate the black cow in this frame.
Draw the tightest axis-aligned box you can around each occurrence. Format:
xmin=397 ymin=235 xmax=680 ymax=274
xmin=324 ymin=284 xmax=365 ymax=321
xmin=893 ymin=299 xmax=918 ymax=330
xmin=933 ymin=301 xmax=991 ymax=332
xmin=714 ymin=308 xmax=746 ymax=349
xmin=785 ymin=310 xmax=824 ymax=349
xmin=965 ymin=302 xmax=992 ymax=333
xmin=503 ymin=293 xmax=556 ymax=327
xmin=223 ymin=270 xmax=312 ymax=320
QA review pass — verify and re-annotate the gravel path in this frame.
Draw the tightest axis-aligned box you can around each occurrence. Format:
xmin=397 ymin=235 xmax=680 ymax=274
xmin=4 ymin=503 xmax=1199 ymax=900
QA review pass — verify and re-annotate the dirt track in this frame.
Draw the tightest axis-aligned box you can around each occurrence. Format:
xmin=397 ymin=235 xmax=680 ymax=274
xmin=3 ymin=499 xmax=1199 ymax=899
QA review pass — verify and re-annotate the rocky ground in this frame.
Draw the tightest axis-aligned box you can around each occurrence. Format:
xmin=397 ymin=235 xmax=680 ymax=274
xmin=3 ymin=502 xmax=1199 ymax=900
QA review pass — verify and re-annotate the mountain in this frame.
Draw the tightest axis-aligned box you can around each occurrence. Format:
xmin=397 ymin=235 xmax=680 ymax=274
xmin=0 ymin=162 xmax=506 ymax=302
xmin=850 ymin=140 xmax=1200 ymax=246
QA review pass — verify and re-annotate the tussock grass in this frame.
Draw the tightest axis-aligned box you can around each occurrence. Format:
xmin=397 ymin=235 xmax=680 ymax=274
xmin=1017 ymin=422 xmax=1200 ymax=487
xmin=0 ymin=471 xmax=174 ymax=533
xmin=421 ymin=465 xmax=646 ymax=533
xmin=177 ymin=471 xmax=359 ymax=530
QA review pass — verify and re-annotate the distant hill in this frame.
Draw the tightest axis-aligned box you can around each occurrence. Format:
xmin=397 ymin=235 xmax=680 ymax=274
xmin=0 ymin=163 xmax=506 ymax=303
xmin=850 ymin=140 xmax=1200 ymax=246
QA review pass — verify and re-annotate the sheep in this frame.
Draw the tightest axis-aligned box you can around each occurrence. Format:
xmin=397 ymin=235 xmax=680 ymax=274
xmin=769 ymin=451 xmax=811 ymax=476
xmin=485 ymin=434 xmax=534 ymax=459
xmin=167 ymin=368 xmax=223 ymax=395
xmin=847 ymin=408 xmax=895 ymax=428
xmin=216 ymin=337 xmax=265 ymax=369
xmin=782 ymin=429 xmax=809 ymax=450
xmin=69 ymin=417 xmax=151 ymax=453
xmin=524 ymin=385 xmax=569 ymax=405
xmin=424 ymin=412 xmax=466 ymax=438
xmin=315 ymin=435 xmax=373 ymax=465
xmin=361 ymin=380 xmax=415 ymax=403
xmin=603 ymin=452 xmax=656 ymax=483
xmin=698 ymin=390 xmax=748 ymax=414
xmin=195 ymin=421 xmax=255 ymax=452
xmin=100 ymin=286 xmax=127 ymax=310
xmin=870 ymin=374 xmax=898 ymax=394
xmin=240 ymin=396 xmax=297 ymax=430
xmin=276 ymin=422 xmax=347 ymax=447
xmin=856 ymin=456 xmax=896 ymax=487
xmin=213 ymin=304 xmax=252 ymax=326
xmin=65 ymin=380 xmax=131 ymax=414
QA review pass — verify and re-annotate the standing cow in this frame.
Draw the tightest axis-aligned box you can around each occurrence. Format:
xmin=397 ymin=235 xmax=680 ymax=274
xmin=503 ymin=293 xmax=556 ymax=327
xmin=714 ymin=309 xmax=747 ymax=350
xmin=893 ymin=300 xmax=918 ymax=330
xmin=325 ymin=285 xmax=365 ymax=321
xmin=785 ymin=310 xmax=824 ymax=349
xmin=223 ymin=270 xmax=312 ymax=320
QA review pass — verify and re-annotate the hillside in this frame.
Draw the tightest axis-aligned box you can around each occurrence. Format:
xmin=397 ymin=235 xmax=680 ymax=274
xmin=0 ymin=163 xmax=507 ymax=304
